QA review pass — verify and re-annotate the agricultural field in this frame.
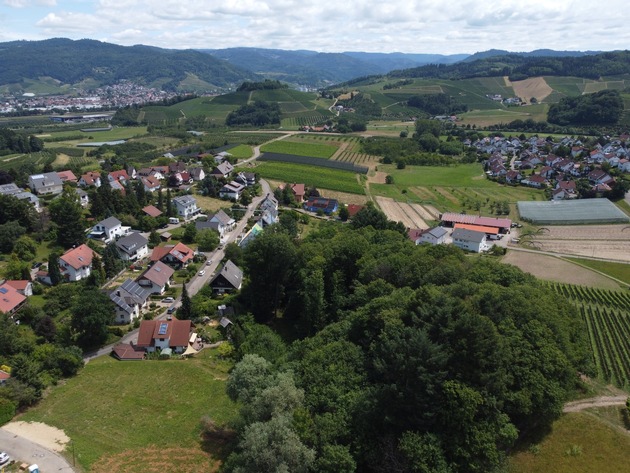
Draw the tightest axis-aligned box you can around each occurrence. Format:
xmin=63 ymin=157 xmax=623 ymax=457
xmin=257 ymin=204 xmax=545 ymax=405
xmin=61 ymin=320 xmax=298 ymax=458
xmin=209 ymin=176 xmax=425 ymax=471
xmin=565 ymin=258 xmax=630 ymax=285
xmin=370 ymin=163 xmax=544 ymax=215
xmin=18 ymin=350 xmax=236 ymax=471
xmin=260 ymin=139 xmax=338 ymax=158
xmin=253 ymin=161 xmax=364 ymax=195
xmin=375 ymin=196 xmax=435 ymax=229
xmin=546 ymin=282 xmax=630 ymax=388
xmin=225 ymin=144 xmax=253 ymax=159
xmin=0 ymin=151 xmax=54 ymax=171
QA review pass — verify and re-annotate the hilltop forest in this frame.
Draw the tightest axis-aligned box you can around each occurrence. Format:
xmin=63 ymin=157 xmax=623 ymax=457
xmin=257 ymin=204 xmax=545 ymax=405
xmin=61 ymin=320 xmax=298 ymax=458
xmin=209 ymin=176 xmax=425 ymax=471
xmin=221 ymin=222 xmax=591 ymax=473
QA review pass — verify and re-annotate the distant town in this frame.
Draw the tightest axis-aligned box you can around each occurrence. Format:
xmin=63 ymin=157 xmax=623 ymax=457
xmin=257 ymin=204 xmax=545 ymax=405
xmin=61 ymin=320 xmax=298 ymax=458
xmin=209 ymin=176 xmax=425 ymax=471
xmin=0 ymin=81 xmax=184 ymax=114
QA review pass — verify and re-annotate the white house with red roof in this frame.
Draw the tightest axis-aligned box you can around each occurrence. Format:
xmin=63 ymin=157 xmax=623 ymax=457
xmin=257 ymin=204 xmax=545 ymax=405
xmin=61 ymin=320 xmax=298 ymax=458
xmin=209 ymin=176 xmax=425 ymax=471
xmin=4 ymin=280 xmax=33 ymax=296
xmin=108 ymin=170 xmax=129 ymax=186
xmin=79 ymin=171 xmax=102 ymax=188
xmin=136 ymin=318 xmax=193 ymax=353
xmin=150 ymin=242 xmax=195 ymax=269
xmin=291 ymin=183 xmax=306 ymax=203
xmin=59 ymin=244 xmax=96 ymax=282
xmin=141 ymin=176 xmax=161 ymax=193
xmin=0 ymin=282 xmax=27 ymax=315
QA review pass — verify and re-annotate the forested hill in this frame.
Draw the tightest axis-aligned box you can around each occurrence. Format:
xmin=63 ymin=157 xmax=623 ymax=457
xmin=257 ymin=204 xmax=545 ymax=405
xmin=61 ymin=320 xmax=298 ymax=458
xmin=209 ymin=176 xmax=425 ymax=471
xmin=0 ymin=38 xmax=256 ymax=91
xmin=388 ymin=50 xmax=630 ymax=81
xmin=224 ymin=221 xmax=592 ymax=472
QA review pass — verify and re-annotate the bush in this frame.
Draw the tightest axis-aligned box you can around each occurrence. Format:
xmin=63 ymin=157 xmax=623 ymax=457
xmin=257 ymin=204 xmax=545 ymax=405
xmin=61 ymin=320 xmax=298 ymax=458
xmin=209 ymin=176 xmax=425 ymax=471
xmin=0 ymin=397 xmax=17 ymax=425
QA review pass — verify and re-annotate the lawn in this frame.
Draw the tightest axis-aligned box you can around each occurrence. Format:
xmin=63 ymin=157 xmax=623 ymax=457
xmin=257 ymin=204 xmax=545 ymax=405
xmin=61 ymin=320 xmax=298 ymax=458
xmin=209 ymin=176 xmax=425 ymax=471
xmin=45 ymin=126 xmax=148 ymax=142
xmin=253 ymin=161 xmax=364 ymax=195
xmin=227 ymin=144 xmax=253 ymax=159
xmin=508 ymin=412 xmax=630 ymax=473
xmin=564 ymin=257 xmax=630 ymax=285
xmin=260 ymin=140 xmax=338 ymax=159
xmin=19 ymin=350 xmax=236 ymax=471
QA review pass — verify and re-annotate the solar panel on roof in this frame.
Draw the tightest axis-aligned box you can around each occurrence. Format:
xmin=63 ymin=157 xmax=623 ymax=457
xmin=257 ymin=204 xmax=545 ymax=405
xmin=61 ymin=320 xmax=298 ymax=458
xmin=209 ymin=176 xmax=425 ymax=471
xmin=0 ymin=287 xmax=7 ymax=294
xmin=158 ymin=322 xmax=168 ymax=335
xmin=154 ymin=266 xmax=161 ymax=272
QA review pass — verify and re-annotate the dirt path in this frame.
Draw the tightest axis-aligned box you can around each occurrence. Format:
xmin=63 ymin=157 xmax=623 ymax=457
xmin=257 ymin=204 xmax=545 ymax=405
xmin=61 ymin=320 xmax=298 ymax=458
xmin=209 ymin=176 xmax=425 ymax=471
xmin=563 ymin=396 xmax=628 ymax=413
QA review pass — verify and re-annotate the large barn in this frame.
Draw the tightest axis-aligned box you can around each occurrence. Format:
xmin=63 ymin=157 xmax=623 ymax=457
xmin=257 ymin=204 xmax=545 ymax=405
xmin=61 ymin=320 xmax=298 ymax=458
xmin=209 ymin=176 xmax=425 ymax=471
xmin=440 ymin=213 xmax=512 ymax=234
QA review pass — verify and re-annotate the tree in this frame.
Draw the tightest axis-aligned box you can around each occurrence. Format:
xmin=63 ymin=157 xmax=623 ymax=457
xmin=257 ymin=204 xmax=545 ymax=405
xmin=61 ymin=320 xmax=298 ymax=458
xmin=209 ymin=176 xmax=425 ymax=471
xmin=47 ymin=252 xmax=63 ymax=286
xmin=178 ymin=282 xmax=193 ymax=320
xmin=148 ymin=230 xmax=161 ymax=248
xmin=224 ymin=242 xmax=244 ymax=267
xmin=226 ymin=354 xmax=273 ymax=404
xmin=13 ymin=235 xmax=37 ymax=261
xmin=3 ymin=254 xmax=30 ymax=280
xmin=71 ymin=288 xmax=114 ymax=349
xmin=338 ymin=206 xmax=350 ymax=222
xmin=0 ymin=221 xmax=26 ymax=253
xmin=196 ymin=229 xmax=219 ymax=252
xmin=182 ymin=223 xmax=197 ymax=244
xmin=166 ymin=189 xmax=173 ymax=217
xmin=103 ymin=242 xmax=124 ymax=278
xmin=85 ymin=255 xmax=106 ymax=287
xmin=49 ymin=186 xmax=85 ymax=248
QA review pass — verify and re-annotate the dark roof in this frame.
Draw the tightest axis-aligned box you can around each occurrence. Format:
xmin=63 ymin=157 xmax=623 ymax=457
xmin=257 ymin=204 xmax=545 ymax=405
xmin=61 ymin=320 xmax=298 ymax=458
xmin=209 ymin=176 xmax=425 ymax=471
xmin=115 ymin=232 xmax=148 ymax=255
xmin=137 ymin=261 xmax=174 ymax=287
xmin=210 ymin=260 xmax=243 ymax=289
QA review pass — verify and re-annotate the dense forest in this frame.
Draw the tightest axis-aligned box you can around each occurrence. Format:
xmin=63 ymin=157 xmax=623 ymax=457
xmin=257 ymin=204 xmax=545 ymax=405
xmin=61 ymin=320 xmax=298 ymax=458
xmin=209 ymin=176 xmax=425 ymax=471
xmin=0 ymin=38 xmax=255 ymax=89
xmin=547 ymin=89 xmax=624 ymax=126
xmin=406 ymin=93 xmax=468 ymax=115
xmin=0 ymin=129 xmax=44 ymax=155
xmin=220 ymin=222 xmax=591 ymax=473
xmin=237 ymin=80 xmax=289 ymax=91
xmin=387 ymin=50 xmax=630 ymax=81
xmin=225 ymin=100 xmax=282 ymax=127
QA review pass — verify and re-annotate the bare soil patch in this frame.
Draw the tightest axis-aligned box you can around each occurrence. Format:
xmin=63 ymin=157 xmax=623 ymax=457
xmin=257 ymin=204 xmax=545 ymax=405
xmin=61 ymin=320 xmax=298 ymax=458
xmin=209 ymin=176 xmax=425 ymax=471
xmin=535 ymin=225 xmax=630 ymax=241
xmin=369 ymin=171 xmax=387 ymax=184
xmin=376 ymin=197 xmax=428 ymax=229
xmin=501 ymin=251 xmax=622 ymax=288
xmin=3 ymin=421 xmax=70 ymax=452
xmin=53 ymin=153 xmax=70 ymax=166
xmin=510 ymin=76 xmax=553 ymax=103
xmin=423 ymin=205 xmax=441 ymax=219
xmin=90 ymin=446 xmax=220 ymax=473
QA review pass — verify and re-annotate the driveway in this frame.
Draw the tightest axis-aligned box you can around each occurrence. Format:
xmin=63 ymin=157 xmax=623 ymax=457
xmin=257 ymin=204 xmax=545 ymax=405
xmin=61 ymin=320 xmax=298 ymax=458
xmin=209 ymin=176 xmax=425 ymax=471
xmin=0 ymin=428 xmax=75 ymax=472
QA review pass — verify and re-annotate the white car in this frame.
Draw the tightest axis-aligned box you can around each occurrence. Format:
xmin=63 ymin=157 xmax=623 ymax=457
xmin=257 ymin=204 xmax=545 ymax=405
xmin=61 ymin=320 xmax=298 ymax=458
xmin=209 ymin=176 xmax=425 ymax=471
xmin=206 ymin=259 xmax=213 ymax=266
xmin=198 ymin=270 xmax=205 ymax=276
xmin=0 ymin=452 xmax=10 ymax=466
xmin=162 ymin=297 xmax=174 ymax=303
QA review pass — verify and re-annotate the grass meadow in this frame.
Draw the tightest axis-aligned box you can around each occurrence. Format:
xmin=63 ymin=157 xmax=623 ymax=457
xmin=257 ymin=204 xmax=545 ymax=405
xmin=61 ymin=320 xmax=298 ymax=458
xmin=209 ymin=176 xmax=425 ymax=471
xmin=19 ymin=350 xmax=236 ymax=471
xmin=254 ymin=161 xmax=364 ymax=194
xmin=508 ymin=412 xmax=630 ymax=473
xmin=565 ymin=257 xmax=630 ymax=285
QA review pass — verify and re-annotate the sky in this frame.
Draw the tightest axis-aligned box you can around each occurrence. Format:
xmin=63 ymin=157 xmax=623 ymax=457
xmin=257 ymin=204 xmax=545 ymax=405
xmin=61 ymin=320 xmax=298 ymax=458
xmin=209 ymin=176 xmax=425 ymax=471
xmin=1 ymin=0 xmax=628 ymax=55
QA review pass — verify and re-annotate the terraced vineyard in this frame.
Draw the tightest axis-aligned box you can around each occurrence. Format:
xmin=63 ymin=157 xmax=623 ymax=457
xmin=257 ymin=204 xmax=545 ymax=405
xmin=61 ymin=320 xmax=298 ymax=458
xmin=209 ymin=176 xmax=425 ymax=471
xmin=547 ymin=282 xmax=630 ymax=388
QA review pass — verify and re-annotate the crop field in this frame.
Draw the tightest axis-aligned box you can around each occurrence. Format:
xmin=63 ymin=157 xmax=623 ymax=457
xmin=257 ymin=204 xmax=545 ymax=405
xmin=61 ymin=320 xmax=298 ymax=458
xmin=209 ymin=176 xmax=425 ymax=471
xmin=258 ymin=152 xmax=368 ymax=174
xmin=260 ymin=140 xmax=338 ymax=158
xmin=69 ymin=155 xmax=100 ymax=171
xmin=565 ymin=258 xmax=630 ymax=285
xmin=280 ymin=111 xmax=332 ymax=128
xmin=0 ymin=151 xmax=54 ymax=171
xmin=375 ymin=196 xmax=431 ymax=229
xmin=547 ymin=282 xmax=630 ymax=388
xmin=226 ymin=144 xmax=253 ymax=159
xmin=253 ymin=161 xmax=364 ymax=194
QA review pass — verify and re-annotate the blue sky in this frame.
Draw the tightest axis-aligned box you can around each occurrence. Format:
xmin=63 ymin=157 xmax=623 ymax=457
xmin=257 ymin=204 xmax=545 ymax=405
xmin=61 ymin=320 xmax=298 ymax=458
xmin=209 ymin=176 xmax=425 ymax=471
xmin=1 ymin=0 xmax=628 ymax=54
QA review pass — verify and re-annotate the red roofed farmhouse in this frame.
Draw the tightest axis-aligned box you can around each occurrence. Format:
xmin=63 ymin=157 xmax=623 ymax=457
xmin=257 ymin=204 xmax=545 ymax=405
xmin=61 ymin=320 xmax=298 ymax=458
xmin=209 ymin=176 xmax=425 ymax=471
xmin=136 ymin=318 xmax=193 ymax=353
xmin=0 ymin=283 xmax=27 ymax=315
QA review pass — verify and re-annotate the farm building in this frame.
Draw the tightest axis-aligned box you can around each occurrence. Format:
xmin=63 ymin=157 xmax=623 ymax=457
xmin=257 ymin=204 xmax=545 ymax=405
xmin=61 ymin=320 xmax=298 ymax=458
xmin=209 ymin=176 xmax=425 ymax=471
xmin=304 ymin=197 xmax=339 ymax=215
xmin=454 ymin=223 xmax=499 ymax=236
xmin=417 ymin=227 xmax=449 ymax=245
xmin=440 ymin=213 xmax=512 ymax=233
xmin=451 ymin=228 xmax=490 ymax=253
xmin=517 ymin=199 xmax=630 ymax=225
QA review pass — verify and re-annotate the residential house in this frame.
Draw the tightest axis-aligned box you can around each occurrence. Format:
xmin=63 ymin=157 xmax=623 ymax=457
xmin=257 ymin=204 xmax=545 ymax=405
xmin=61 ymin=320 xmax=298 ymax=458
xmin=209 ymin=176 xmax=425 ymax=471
xmin=209 ymin=210 xmax=236 ymax=235
xmin=28 ymin=172 xmax=63 ymax=195
xmin=505 ymin=170 xmax=522 ymax=184
xmin=115 ymin=232 xmax=149 ymax=261
xmin=417 ymin=227 xmax=449 ymax=245
xmin=303 ymin=197 xmax=338 ymax=215
xmin=141 ymin=176 xmax=161 ymax=193
xmin=136 ymin=318 xmax=193 ymax=354
xmin=4 ymin=280 xmax=33 ymax=296
xmin=15 ymin=191 xmax=40 ymax=212
xmin=451 ymin=228 xmax=489 ymax=253
xmin=89 ymin=216 xmax=128 ymax=243
xmin=189 ymin=167 xmax=205 ymax=182
xmin=168 ymin=161 xmax=187 ymax=174
xmin=136 ymin=261 xmax=174 ymax=294
xmin=142 ymin=205 xmax=163 ymax=218
xmin=238 ymin=222 xmax=263 ymax=248
xmin=150 ymin=242 xmax=195 ymax=268
xmin=126 ymin=165 xmax=137 ymax=180
xmin=209 ymin=260 xmax=243 ymax=294
xmin=172 ymin=195 xmax=201 ymax=220
xmin=109 ymin=180 xmax=126 ymax=194
xmin=291 ymin=183 xmax=306 ymax=203
xmin=108 ymin=170 xmax=129 ymax=187
xmin=138 ymin=167 xmax=165 ymax=180
xmin=619 ymin=159 xmax=630 ymax=173
xmin=56 ymin=170 xmax=77 ymax=184
xmin=0 ymin=369 xmax=10 ymax=385
xmin=520 ymin=174 xmax=547 ymax=188
xmin=588 ymin=169 xmax=614 ymax=185
xmin=219 ymin=181 xmax=244 ymax=200
xmin=234 ymin=172 xmax=256 ymax=187
xmin=110 ymin=279 xmax=151 ymax=324
xmin=0 ymin=283 xmax=27 ymax=315
xmin=211 ymin=161 xmax=234 ymax=179
xmin=76 ymin=188 xmax=89 ymax=207
xmin=79 ymin=171 xmax=102 ymax=188
xmin=259 ymin=193 xmax=279 ymax=213
xmin=59 ymin=244 xmax=96 ymax=282
xmin=0 ymin=183 xmax=21 ymax=196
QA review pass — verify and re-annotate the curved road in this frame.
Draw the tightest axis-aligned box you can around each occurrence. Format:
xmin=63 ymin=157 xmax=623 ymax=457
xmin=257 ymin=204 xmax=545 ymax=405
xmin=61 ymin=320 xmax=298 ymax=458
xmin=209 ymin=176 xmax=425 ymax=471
xmin=0 ymin=428 xmax=75 ymax=471
xmin=563 ymin=395 xmax=628 ymax=413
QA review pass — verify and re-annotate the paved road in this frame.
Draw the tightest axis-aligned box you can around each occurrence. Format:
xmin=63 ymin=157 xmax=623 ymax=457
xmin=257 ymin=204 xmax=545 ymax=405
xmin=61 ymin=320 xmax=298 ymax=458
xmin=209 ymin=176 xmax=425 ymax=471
xmin=0 ymin=428 xmax=75 ymax=472
xmin=84 ymin=179 xmax=273 ymax=361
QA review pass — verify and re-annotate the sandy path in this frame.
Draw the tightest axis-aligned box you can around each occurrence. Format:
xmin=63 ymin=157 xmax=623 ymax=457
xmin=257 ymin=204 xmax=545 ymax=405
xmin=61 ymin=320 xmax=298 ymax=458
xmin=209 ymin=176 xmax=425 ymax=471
xmin=2 ymin=421 xmax=70 ymax=453
xmin=563 ymin=396 xmax=628 ymax=413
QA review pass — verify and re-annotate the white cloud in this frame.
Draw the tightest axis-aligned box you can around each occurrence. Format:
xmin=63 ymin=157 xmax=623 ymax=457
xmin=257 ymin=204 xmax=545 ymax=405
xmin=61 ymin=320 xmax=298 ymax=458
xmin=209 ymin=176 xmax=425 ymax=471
xmin=36 ymin=12 xmax=104 ymax=32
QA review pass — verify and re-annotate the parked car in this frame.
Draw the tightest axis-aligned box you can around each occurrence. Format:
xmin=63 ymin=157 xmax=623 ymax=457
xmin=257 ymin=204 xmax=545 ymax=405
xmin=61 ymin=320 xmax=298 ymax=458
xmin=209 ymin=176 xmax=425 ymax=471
xmin=0 ymin=452 xmax=10 ymax=466
xmin=198 ymin=270 xmax=206 ymax=276
xmin=163 ymin=297 xmax=174 ymax=303
xmin=31 ymin=261 xmax=42 ymax=269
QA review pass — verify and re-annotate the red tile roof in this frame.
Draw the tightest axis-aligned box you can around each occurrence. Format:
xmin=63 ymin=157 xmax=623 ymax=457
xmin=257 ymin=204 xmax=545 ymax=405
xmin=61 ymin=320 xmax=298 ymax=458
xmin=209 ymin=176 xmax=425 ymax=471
xmin=81 ymin=171 xmax=101 ymax=186
xmin=4 ymin=280 xmax=29 ymax=291
xmin=112 ymin=343 xmax=146 ymax=360
xmin=0 ymin=283 xmax=26 ymax=314
xmin=347 ymin=204 xmax=365 ymax=217
xmin=142 ymin=205 xmax=163 ymax=217
xmin=454 ymin=223 xmax=499 ymax=235
xmin=60 ymin=244 xmax=96 ymax=270
xmin=57 ymin=170 xmax=77 ymax=182
xmin=137 ymin=261 xmax=174 ymax=287
xmin=291 ymin=183 xmax=305 ymax=197
xmin=0 ymin=370 xmax=10 ymax=381
xmin=150 ymin=243 xmax=194 ymax=264
xmin=136 ymin=319 xmax=192 ymax=348
xmin=109 ymin=170 xmax=129 ymax=182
